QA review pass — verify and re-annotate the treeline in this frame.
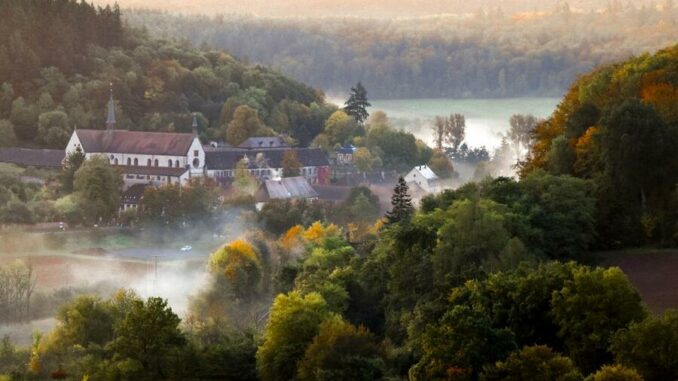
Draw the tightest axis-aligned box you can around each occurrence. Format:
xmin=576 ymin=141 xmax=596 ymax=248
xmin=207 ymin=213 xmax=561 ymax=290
xmin=4 ymin=171 xmax=678 ymax=380
xmin=521 ymin=43 xmax=678 ymax=247
xmin=125 ymin=4 xmax=678 ymax=98
xmin=0 ymin=0 xmax=329 ymax=150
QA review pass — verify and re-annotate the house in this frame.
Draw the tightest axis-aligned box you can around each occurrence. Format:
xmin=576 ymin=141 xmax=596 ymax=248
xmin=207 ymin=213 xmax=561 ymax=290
xmin=404 ymin=164 xmax=440 ymax=193
xmin=0 ymin=148 xmax=64 ymax=168
xmin=119 ymin=184 xmax=148 ymax=212
xmin=335 ymin=145 xmax=356 ymax=165
xmin=237 ymin=136 xmax=289 ymax=149
xmin=64 ymin=91 xmax=205 ymax=190
xmin=205 ymin=147 xmax=330 ymax=184
xmin=255 ymin=176 xmax=319 ymax=209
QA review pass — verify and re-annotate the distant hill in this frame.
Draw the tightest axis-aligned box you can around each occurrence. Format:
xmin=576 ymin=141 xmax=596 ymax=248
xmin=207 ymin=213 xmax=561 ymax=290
xmin=0 ymin=0 xmax=329 ymax=149
xmin=124 ymin=6 xmax=678 ymax=98
xmin=92 ymin=0 xmax=663 ymax=18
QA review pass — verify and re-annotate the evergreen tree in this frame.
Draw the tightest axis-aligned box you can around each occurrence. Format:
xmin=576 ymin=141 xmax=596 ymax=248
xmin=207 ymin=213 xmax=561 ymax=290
xmin=344 ymin=82 xmax=371 ymax=124
xmin=385 ymin=177 xmax=414 ymax=224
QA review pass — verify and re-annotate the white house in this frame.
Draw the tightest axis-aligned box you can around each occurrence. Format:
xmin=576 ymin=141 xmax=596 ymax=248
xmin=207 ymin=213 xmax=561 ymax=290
xmin=404 ymin=164 xmax=440 ymax=193
xmin=65 ymin=91 xmax=205 ymax=189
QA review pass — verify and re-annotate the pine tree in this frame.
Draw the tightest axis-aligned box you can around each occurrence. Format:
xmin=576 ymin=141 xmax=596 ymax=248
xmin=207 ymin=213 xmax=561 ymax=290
xmin=385 ymin=177 xmax=414 ymax=224
xmin=344 ymin=82 xmax=371 ymax=124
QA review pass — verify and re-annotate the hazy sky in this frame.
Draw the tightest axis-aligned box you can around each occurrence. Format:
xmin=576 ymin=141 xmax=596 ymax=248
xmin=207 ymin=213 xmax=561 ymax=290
xmin=93 ymin=0 xmax=660 ymax=18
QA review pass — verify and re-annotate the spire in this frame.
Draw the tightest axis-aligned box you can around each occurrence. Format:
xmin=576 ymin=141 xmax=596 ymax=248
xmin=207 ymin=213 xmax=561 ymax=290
xmin=106 ymin=83 xmax=116 ymax=130
xmin=191 ymin=113 xmax=199 ymax=135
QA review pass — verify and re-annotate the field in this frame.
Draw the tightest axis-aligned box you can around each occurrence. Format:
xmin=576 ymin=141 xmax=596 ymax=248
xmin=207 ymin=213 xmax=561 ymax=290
xmin=598 ymin=249 xmax=678 ymax=313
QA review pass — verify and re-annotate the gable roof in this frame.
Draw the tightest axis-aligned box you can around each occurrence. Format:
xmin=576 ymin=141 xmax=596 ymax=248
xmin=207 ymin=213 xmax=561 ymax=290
xmin=238 ymin=136 xmax=289 ymax=149
xmin=205 ymin=148 xmax=329 ymax=170
xmin=0 ymin=148 xmax=64 ymax=168
xmin=75 ymin=129 xmax=196 ymax=156
xmin=411 ymin=165 xmax=439 ymax=181
xmin=261 ymin=177 xmax=319 ymax=201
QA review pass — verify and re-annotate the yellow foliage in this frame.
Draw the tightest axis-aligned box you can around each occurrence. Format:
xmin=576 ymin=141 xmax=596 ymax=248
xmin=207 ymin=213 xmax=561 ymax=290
xmin=303 ymin=221 xmax=341 ymax=243
xmin=208 ymin=239 xmax=260 ymax=281
xmin=280 ymin=225 xmax=304 ymax=250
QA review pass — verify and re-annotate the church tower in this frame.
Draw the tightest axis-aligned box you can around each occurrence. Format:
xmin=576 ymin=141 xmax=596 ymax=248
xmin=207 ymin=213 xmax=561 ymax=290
xmin=106 ymin=83 xmax=116 ymax=130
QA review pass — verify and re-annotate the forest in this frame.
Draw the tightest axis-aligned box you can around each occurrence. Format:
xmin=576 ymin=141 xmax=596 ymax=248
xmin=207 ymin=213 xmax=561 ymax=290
xmin=125 ymin=3 xmax=678 ymax=98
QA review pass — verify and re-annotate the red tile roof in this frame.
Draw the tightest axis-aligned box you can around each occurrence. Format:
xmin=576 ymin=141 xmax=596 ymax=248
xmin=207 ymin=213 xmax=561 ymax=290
xmin=76 ymin=129 xmax=195 ymax=156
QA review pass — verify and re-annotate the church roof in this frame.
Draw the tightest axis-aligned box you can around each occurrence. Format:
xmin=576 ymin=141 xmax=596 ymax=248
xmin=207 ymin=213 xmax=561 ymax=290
xmin=0 ymin=148 xmax=64 ymax=168
xmin=75 ymin=130 xmax=196 ymax=156
xmin=411 ymin=165 xmax=439 ymax=181
xmin=205 ymin=148 xmax=329 ymax=170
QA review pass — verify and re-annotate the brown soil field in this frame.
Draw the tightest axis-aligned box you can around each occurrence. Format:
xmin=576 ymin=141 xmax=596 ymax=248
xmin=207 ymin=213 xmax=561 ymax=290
xmin=598 ymin=250 xmax=678 ymax=314
xmin=0 ymin=254 xmax=154 ymax=291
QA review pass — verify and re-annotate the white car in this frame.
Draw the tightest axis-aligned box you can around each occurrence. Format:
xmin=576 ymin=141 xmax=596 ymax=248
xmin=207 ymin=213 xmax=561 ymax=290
xmin=180 ymin=245 xmax=193 ymax=252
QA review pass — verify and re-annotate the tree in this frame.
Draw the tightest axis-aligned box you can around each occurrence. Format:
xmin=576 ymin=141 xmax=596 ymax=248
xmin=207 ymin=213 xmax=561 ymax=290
xmin=353 ymin=147 xmax=374 ymax=173
xmin=508 ymin=114 xmax=538 ymax=160
xmin=297 ymin=318 xmax=384 ymax=381
xmin=323 ymin=111 xmax=356 ymax=146
xmin=550 ymin=267 xmax=647 ymax=373
xmin=9 ymin=97 xmax=37 ymax=142
xmin=547 ymin=135 xmax=575 ymax=175
xmin=37 ymin=110 xmax=71 ymax=147
xmin=60 ymin=147 xmax=85 ymax=193
xmin=445 ymin=113 xmax=466 ymax=154
xmin=256 ymin=292 xmax=334 ymax=381
xmin=73 ymin=155 xmax=122 ymax=223
xmin=610 ymin=310 xmax=678 ymax=381
xmin=588 ymin=365 xmax=643 ymax=381
xmin=0 ymin=120 xmax=17 ymax=148
xmin=234 ymin=158 xmax=257 ymax=195
xmin=110 ymin=297 xmax=186 ymax=380
xmin=344 ymin=82 xmax=370 ymax=124
xmin=282 ymin=150 xmax=302 ymax=177
xmin=432 ymin=116 xmax=446 ymax=150
xmin=385 ymin=177 xmax=414 ymax=224
xmin=480 ymin=345 xmax=583 ymax=381
xmin=225 ymin=105 xmax=271 ymax=146
xmin=427 ymin=148 xmax=454 ymax=178
xmin=410 ymin=305 xmax=516 ymax=381
xmin=208 ymin=240 xmax=262 ymax=301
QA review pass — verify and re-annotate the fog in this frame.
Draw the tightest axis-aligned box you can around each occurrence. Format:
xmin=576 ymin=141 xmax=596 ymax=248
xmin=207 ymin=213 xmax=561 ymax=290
xmin=91 ymin=0 xmax=661 ymax=18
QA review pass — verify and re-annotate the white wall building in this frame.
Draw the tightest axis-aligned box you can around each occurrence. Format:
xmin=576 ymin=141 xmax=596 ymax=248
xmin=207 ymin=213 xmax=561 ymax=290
xmin=404 ymin=164 xmax=440 ymax=193
xmin=64 ymin=91 xmax=204 ymax=189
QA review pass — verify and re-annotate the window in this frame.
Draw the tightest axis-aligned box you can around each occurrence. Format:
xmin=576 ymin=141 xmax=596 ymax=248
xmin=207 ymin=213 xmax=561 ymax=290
xmin=175 ymin=160 xmax=180 ymax=168
xmin=147 ymin=159 xmax=151 ymax=166
xmin=114 ymin=158 xmax=118 ymax=165
xmin=154 ymin=159 xmax=159 ymax=167
xmin=193 ymin=158 xmax=200 ymax=168
xmin=134 ymin=158 xmax=138 ymax=166
xmin=127 ymin=158 xmax=131 ymax=165
xmin=168 ymin=160 xmax=173 ymax=168
xmin=194 ymin=150 xmax=199 ymax=157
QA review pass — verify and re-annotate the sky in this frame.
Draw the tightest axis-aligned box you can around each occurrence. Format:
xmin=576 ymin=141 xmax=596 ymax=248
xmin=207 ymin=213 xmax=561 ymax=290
xmin=92 ymin=0 xmax=660 ymax=18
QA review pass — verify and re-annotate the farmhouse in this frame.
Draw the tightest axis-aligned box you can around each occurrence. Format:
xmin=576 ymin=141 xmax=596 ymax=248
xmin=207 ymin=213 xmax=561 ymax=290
xmin=404 ymin=164 xmax=440 ymax=193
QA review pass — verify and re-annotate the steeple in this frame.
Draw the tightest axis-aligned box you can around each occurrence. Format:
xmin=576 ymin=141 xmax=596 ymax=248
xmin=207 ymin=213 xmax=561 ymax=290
xmin=191 ymin=113 xmax=199 ymax=135
xmin=106 ymin=83 xmax=116 ymax=130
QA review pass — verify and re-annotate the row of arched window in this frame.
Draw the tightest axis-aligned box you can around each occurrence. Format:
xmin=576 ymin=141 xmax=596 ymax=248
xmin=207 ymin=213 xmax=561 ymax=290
xmin=110 ymin=155 xmax=181 ymax=168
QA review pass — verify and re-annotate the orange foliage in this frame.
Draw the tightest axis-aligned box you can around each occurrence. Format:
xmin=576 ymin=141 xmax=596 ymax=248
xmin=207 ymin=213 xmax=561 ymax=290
xmin=574 ymin=126 xmax=601 ymax=177
xmin=302 ymin=221 xmax=341 ymax=244
xmin=280 ymin=225 xmax=304 ymax=250
xmin=641 ymin=82 xmax=678 ymax=123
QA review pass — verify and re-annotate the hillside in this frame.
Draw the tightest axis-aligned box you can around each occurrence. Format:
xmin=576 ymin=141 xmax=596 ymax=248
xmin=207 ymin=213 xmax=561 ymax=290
xmin=0 ymin=0 xmax=328 ymax=149
xmin=522 ymin=44 xmax=678 ymax=247
xmin=124 ymin=6 xmax=678 ymax=98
